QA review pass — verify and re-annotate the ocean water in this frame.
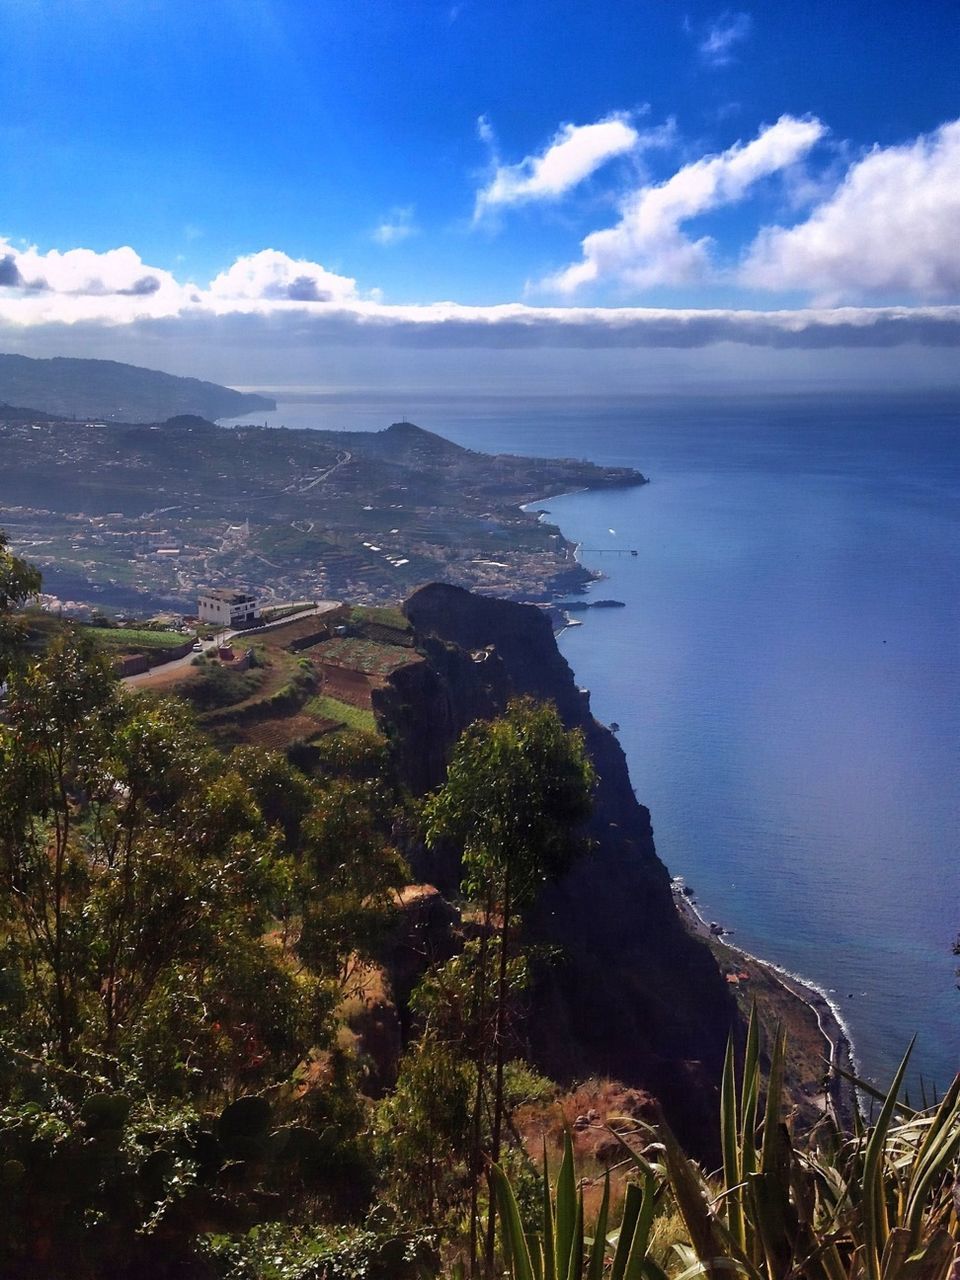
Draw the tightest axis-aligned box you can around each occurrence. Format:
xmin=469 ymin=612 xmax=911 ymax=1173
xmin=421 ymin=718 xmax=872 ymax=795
xmin=227 ymin=392 xmax=960 ymax=1093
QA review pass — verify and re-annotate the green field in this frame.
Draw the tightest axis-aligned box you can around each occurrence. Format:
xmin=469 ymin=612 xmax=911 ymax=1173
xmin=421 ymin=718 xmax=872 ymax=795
xmin=304 ymin=694 xmax=377 ymax=734
xmin=349 ymin=604 xmax=411 ymax=632
xmin=83 ymin=626 xmax=188 ymax=650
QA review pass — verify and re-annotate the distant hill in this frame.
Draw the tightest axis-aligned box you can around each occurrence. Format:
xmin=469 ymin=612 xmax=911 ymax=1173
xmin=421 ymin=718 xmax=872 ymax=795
xmin=0 ymin=402 xmax=56 ymax=422
xmin=0 ymin=353 xmax=275 ymax=422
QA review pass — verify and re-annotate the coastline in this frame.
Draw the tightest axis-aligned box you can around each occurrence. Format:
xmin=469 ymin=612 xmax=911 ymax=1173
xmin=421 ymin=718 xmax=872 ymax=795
xmin=672 ymin=879 xmax=859 ymax=1128
xmin=532 ymin=484 xmax=861 ymax=1128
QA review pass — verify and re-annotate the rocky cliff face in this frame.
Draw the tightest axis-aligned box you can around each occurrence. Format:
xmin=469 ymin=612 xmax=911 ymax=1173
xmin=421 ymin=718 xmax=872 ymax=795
xmin=374 ymin=582 xmax=736 ymax=1158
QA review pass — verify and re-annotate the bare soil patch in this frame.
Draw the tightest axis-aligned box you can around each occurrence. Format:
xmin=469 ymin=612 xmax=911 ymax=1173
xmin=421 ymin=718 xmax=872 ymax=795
xmin=314 ymin=662 xmax=377 ymax=709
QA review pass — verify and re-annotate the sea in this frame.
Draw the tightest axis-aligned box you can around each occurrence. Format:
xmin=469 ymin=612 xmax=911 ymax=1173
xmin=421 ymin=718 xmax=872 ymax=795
xmin=225 ymin=390 xmax=960 ymax=1095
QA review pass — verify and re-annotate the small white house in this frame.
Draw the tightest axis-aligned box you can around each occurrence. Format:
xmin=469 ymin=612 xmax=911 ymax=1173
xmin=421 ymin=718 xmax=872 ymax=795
xmin=197 ymin=589 xmax=260 ymax=628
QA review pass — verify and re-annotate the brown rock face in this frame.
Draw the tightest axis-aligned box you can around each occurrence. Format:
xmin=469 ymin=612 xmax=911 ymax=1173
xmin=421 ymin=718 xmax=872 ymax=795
xmin=376 ymin=583 xmax=735 ymax=1160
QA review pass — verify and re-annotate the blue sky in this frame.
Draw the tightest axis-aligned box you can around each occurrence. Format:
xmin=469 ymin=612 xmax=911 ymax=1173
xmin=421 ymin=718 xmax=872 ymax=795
xmin=0 ymin=0 xmax=958 ymax=391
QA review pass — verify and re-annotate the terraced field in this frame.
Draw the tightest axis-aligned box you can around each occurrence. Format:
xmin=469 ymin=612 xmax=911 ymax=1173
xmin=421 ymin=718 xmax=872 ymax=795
xmin=307 ymin=636 xmax=421 ymax=677
xmin=215 ymin=713 xmax=342 ymax=752
xmin=84 ymin=626 xmax=188 ymax=650
xmin=303 ymin=695 xmax=377 ymax=734
xmin=121 ymin=605 xmax=404 ymax=753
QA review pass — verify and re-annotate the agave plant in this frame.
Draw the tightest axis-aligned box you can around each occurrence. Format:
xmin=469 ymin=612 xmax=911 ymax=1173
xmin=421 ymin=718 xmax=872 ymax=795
xmin=492 ymin=1010 xmax=960 ymax=1279
xmin=491 ymin=1129 xmax=665 ymax=1280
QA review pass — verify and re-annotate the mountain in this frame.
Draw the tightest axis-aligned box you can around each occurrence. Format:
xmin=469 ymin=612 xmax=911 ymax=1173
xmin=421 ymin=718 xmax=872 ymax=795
xmin=0 ymin=353 xmax=275 ymax=422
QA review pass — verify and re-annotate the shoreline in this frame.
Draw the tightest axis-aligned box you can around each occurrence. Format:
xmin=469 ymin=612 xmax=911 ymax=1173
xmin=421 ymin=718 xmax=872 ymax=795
xmin=672 ymin=879 xmax=859 ymax=1128
xmin=534 ymin=485 xmax=861 ymax=1127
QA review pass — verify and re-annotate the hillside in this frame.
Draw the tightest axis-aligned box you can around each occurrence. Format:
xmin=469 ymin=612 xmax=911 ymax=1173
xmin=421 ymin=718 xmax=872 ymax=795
xmin=0 ymin=414 xmax=644 ymax=611
xmin=123 ymin=589 xmax=736 ymax=1158
xmin=0 ymin=352 xmax=274 ymax=421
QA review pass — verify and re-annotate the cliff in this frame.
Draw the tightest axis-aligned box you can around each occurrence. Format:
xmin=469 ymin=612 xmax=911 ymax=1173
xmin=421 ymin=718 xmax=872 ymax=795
xmin=375 ymin=583 xmax=736 ymax=1158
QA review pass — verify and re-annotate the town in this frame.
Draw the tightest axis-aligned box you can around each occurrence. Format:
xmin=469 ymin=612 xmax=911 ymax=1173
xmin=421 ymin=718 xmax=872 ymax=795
xmin=0 ymin=411 xmax=645 ymax=616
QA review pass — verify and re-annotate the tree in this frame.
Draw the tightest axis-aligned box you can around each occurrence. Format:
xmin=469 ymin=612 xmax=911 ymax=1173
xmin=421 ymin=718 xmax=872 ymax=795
xmin=296 ymin=776 xmax=409 ymax=991
xmin=422 ymin=697 xmax=594 ymax=1275
xmin=0 ymin=530 xmax=41 ymax=682
xmin=377 ymin=1030 xmax=474 ymax=1224
xmin=0 ymin=633 xmax=305 ymax=1088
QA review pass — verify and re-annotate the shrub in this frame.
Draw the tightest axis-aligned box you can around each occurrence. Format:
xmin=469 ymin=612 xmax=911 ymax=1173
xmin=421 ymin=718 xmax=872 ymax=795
xmin=492 ymin=1016 xmax=960 ymax=1280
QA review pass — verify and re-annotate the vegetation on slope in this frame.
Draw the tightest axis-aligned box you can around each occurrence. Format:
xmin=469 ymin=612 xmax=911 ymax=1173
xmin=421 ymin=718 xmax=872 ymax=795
xmin=0 ymin=536 xmax=956 ymax=1279
xmin=494 ymin=1016 xmax=960 ymax=1280
xmin=304 ymin=693 xmax=378 ymax=733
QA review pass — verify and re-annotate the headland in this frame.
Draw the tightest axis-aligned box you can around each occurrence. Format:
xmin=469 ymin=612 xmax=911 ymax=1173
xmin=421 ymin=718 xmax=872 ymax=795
xmin=0 ymin=412 xmax=644 ymax=615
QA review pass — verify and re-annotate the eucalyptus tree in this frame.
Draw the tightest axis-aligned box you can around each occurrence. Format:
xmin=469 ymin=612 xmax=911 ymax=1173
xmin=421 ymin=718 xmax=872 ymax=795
xmin=0 ymin=530 xmax=41 ymax=681
xmin=0 ymin=633 xmax=305 ymax=1089
xmin=423 ymin=696 xmax=594 ymax=1275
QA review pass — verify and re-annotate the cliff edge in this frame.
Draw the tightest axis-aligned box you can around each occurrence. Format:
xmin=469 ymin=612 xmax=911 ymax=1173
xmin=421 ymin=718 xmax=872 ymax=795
xmin=376 ymin=582 xmax=736 ymax=1157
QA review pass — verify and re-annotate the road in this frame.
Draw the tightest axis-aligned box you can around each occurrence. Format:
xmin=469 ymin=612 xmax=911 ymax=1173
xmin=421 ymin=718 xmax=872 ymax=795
xmin=123 ymin=601 xmax=341 ymax=689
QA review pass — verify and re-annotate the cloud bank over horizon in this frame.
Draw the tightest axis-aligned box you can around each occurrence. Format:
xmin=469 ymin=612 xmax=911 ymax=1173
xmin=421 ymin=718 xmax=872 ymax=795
xmin=1 ymin=238 xmax=957 ymax=359
xmin=1 ymin=110 xmax=958 ymax=389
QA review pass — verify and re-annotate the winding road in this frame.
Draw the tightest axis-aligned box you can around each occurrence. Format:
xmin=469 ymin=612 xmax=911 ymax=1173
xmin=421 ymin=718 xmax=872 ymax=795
xmin=122 ymin=601 xmax=341 ymax=689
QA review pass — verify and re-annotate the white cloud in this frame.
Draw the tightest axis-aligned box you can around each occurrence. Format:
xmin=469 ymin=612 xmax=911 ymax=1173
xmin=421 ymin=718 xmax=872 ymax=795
xmin=476 ymin=114 xmax=495 ymax=147
xmin=209 ymin=249 xmax=357 ymax=303
xmin=698 ymin=11 xmax=752 ymax=67
xmin=0 ymin=235 xmax=957 ymax=362
xmin=542 ymin=115 xmax=826 ymax=294
xmin=372 ymin=206 xmax=418 ymax=246
xmin=0 ymin=240 xmax=189 ymax=304
xmin=741 ymin=119 xmax=960 ymax=303
xmin=475 ymin=115 xmax=641 ymax=214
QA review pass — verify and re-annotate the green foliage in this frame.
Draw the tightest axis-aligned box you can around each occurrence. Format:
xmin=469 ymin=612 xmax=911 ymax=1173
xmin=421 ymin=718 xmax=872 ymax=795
xmin=502 ymin=1059 xmax=558 ymax=1111
xmin=229 ymin=746 xmax=316 ymax=851
xmin=0 ymin=1083 xmax=384 ymax=1279
xmin=305 ymin=693 xmax=378 ymax=734
xmin=211 ymin=661 xmax=317 ymax=725
xmin=491 ymin=1131 xmax=653 ymax=1280
xmin=179 ymin=661 xmax=265 ymax=711
xmin=0 ymin=632 xmax=405 ymax=1102
xmin=82 ymin=625 xmax=189 ymax=651
xmin=422 ymin=697 xmax=594 ymax=1273
xmin=0 ymin=639 xmax=307 ymax=1083
xmin=0 ymin=530 xmax=42 ymax=679
xmin=423 ymin=696 xmax=594 ymax=908
xmin=349 ymin=604 xmax=413 ymax=634
xmin=377 ymin=1029 xmax=475 ymax=1224
xmin=199 ymin=1222 xmax=439 ymax=1280
xmin=298 ymin=1047 xmax=378 ymax=1218
xmin=493 ymin=1019 xmax=960 ymax=1280
xmin=410 ymin=939 xmax=529 ymax=1054
xmin=0 ymin=568 xmax=425 ymax=1274
xmin=296 ymin=778 xmax=408 ymax=983
xmin=301 ymin=727 xmax=390 ymax=781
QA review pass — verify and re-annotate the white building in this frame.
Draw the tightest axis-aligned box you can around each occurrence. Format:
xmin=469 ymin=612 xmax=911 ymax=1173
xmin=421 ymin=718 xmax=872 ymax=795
xmin=197 ymin=589 xmax=260 ymax=628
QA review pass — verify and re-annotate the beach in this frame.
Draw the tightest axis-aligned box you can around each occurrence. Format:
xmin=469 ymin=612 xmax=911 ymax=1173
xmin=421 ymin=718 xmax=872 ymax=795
xmin=672 ymin=879 xmax=859 ymax=1130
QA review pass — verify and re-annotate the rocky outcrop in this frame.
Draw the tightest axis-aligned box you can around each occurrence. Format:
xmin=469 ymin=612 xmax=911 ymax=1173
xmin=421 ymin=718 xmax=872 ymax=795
xmin=374 ymin=583 xmax=736 ymax=1159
